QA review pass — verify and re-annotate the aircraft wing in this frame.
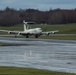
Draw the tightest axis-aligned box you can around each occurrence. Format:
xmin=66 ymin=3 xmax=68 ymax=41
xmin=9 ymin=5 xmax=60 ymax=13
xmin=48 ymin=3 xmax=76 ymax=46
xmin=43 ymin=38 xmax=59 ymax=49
xmin=42 ymin=30 xmax=59 ymax=35
xmin=0 ymin=30 xmax=21 ymax=34
xmin=0 ymin=30 xmax=9 ymax=32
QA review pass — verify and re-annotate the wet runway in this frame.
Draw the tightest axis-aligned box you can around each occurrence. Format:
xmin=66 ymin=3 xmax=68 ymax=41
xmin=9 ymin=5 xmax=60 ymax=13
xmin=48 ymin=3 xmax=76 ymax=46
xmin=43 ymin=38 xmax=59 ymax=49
xmin=0 ymin=37 xmax=76 ymax=73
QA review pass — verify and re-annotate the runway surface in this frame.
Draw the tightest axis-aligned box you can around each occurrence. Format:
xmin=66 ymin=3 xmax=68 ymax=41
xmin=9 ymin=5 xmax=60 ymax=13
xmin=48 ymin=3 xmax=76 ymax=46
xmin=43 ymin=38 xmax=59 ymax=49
xmin=0 ymin=37 xmax=76 ymax=73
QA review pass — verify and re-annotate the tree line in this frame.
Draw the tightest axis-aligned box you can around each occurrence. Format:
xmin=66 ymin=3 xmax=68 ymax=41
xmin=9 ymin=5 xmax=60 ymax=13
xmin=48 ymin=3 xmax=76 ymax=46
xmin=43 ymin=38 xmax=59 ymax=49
xmin=0 ymin=7 xmax=76 ymax=26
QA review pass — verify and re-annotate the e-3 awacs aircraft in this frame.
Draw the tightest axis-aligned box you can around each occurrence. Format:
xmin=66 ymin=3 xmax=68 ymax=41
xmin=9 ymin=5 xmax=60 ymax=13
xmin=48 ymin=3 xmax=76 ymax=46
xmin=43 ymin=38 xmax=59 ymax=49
xmin=0 ymin=21 xmax=59 ymax=38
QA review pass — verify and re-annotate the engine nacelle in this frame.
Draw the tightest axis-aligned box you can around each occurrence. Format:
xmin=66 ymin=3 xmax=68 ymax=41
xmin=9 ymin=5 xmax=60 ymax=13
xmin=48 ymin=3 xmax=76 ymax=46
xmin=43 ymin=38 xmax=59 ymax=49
xmin=8 ymin=31 xmax=11 ymax=34
xmin=8 ymin=31 xmax=16 ymax=34
xmin=17 ymin=32 xmax=20 ymax=35
xmin=45 ymin=32 xmax=50 ymax=35
xmin=51 ymin=32 xmax=55 ymax=34
xmin=47 ymin=33 xmax=50 ymax=35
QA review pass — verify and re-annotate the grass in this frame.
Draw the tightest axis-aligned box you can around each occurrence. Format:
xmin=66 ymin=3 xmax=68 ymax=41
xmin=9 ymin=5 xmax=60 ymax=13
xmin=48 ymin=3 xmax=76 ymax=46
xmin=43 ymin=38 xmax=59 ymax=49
xmin=0 ymin=23 xmax=76 ymax=33
xmin=0 ymin=23 xmax=76 ymax=40
xmin=40 ymin=35 xmax=76 ymax=40
xmin=0 ymin=43 xmax=12 ymax=46
xmin=0 ymin=66 xmax=76 ymax=75
xmin=31 ymin=23 xmax=76 ymax=34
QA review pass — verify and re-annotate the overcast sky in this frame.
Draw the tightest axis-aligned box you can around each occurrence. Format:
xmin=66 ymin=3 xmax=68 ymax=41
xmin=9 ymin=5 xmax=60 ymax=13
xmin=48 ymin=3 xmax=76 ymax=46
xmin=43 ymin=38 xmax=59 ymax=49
xmin=0 ymin=0 xmax=76 ymax=10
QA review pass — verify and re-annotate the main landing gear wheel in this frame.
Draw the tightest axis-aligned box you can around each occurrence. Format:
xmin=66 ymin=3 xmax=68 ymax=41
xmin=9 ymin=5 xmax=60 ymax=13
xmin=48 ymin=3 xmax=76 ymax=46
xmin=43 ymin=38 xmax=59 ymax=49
xmin=35 ymin=35 xmax=38 ymax=38
xmin=26 ymin=35 xmax=29 ymax=38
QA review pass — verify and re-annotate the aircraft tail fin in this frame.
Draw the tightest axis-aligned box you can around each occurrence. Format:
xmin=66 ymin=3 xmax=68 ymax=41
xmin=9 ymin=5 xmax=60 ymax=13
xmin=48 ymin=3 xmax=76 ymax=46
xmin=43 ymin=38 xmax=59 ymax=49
xmin=23 ymin=20 xmax=29 ymax=31
xmin=24 ymin=24 xmax=27 ymax=31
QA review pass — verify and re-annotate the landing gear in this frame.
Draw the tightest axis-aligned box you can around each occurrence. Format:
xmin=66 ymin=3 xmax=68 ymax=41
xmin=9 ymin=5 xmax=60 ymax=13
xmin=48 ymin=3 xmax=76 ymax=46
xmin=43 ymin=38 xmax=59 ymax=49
xmin=15 ymin=35 xmax=17 ymax=38
xmin=35 ymin=35 xmax=38 ymax=38
xmin=26 ymin=35 xmax=29 ymax=38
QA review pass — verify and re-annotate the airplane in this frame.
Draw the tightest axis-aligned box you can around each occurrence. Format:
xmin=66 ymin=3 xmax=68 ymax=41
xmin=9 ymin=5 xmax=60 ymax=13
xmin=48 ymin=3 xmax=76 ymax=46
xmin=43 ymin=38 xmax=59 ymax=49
xmin=0 ymin=21 xmax=59 ymax=38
